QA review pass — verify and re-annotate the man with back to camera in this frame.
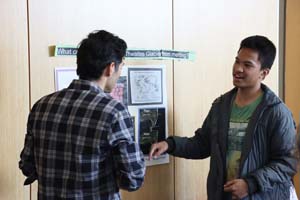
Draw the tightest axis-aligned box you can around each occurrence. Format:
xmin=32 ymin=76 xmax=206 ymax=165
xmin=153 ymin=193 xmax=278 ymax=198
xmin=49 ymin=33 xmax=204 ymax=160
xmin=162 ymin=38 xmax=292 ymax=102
xmin=19 ymin=30 xmax=145 ymax=199
xmin=150 ymin=35 xmax=298 ymax=200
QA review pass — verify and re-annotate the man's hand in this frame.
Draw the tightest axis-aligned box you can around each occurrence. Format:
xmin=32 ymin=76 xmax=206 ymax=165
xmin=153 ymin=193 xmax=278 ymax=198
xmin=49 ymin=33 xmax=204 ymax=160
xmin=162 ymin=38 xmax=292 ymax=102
xmin=149 ymin=141 xmax=168 ymax=160
xmin=224 ymin=179 xmax=248 ymax=199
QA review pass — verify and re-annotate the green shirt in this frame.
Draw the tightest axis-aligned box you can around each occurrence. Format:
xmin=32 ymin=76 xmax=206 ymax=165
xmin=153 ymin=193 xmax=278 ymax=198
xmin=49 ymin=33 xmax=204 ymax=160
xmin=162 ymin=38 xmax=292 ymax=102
xmin=226 ymin=94 xmax=263 ymax=181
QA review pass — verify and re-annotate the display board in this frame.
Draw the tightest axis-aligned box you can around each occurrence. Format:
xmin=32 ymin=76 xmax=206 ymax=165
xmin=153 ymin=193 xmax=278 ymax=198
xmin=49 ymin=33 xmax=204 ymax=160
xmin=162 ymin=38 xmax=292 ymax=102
xmin=54 ymin=65 xmax=169 ymax=166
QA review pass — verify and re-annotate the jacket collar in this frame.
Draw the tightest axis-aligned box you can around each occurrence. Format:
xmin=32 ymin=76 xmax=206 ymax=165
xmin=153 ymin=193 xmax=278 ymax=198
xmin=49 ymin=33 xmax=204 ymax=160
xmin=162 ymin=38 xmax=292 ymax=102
xmin=224 ymin=83 xmax=281 ymax=108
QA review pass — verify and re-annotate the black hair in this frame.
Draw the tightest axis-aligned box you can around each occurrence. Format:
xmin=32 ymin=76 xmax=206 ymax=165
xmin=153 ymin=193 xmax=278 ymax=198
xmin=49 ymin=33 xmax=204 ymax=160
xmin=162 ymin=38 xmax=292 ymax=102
xmin=76 ymin=30 xmax=127 ymax=80
xmin=239 ymin=35 xmax=276 ymax=69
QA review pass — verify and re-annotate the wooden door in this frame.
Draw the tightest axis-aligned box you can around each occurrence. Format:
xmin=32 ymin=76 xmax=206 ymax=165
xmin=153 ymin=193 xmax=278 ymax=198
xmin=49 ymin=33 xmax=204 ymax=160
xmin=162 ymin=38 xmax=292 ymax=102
xmin=285 ymin=0 xmax=300 ymax=197
xmin=173 ymin=1 xmax=280 ymax=199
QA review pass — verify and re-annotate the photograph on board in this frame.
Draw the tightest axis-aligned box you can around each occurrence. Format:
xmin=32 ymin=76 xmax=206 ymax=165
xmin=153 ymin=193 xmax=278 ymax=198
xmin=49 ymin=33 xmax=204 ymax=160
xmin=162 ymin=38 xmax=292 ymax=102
xmin=138 ymin=107 xmax=166 ymax=155
xmin=128 ymin=68 xmax=163 ymax=105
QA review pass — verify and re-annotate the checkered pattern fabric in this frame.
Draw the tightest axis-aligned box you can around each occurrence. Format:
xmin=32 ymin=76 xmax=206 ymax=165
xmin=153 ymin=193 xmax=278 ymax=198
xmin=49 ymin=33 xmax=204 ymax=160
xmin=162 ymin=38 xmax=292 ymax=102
xmin=19 ymin=79 xmax=145 ymax=200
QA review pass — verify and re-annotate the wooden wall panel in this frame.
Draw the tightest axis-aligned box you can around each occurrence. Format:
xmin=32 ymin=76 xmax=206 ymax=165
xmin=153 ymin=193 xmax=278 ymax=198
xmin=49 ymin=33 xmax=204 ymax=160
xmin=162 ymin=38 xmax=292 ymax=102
xmin=285 ymin=0 xmax=300 ymax=197
xmin=28 ymin=0 xmax=174 ymax=200
xmin=173 ymin=1 xmax=279 ymax=199
xmin=0 ymin=0 xmax=30 ymax=199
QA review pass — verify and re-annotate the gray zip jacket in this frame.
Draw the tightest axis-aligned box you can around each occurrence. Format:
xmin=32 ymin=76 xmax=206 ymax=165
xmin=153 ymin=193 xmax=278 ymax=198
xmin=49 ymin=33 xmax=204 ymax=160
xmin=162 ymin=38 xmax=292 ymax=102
xmin=167 ymin=84 xmax=297 ymax=200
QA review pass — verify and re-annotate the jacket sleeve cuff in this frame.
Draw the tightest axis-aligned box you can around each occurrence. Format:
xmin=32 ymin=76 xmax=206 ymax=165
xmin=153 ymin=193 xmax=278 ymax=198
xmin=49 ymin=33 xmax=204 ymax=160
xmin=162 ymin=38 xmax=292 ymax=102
xmin=165 ymin=137 xmax=176 ymax=153
xmin=244 ymin=177 xmax=259 ymax=194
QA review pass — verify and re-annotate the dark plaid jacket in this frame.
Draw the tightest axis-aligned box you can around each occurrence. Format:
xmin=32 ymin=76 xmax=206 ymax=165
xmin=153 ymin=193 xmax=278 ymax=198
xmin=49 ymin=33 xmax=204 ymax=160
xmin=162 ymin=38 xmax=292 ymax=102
xmin=19 ymin=79 xmax=145 ymax=200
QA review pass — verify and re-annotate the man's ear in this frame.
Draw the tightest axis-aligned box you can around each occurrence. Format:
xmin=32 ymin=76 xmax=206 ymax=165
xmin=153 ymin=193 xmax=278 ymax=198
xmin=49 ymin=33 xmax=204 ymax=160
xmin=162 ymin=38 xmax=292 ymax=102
xmin=260 ymin=68 xmax=270 ymax=80
xmin=104 ymin=62 xmax=115 ymax=77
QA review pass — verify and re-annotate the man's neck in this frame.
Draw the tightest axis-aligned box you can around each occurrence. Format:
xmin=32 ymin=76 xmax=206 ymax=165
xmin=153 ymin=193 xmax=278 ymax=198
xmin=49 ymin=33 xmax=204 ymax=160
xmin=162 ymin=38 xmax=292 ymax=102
xmin=235 ymin=85 xmax=262 ymax=107
xmin=93 ymin=78 xmax=106 ymax=91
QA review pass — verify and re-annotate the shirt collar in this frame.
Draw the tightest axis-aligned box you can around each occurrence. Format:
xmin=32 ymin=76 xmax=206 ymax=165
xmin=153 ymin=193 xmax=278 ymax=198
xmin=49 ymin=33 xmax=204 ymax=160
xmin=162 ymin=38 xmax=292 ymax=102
xmin=68 ymin=79 xmax=104 ymax=93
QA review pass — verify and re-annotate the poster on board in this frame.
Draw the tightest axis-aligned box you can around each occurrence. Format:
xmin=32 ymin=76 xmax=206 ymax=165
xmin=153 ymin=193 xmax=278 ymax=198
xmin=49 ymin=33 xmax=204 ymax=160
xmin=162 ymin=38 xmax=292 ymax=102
xmin=54 ymin=68 xmax=128 ymax=105
xmin=54 ymin=67 xmax=77 ymax=91
xmin=125 ymin=65 xmax=169 ymax=166
xmin=128 ymin=68 xmax=163 ymax=105
xmin=54 ymin=65 xmax=169 ymax=166
xmin=110 ymin=76 xmax=128 ymax=106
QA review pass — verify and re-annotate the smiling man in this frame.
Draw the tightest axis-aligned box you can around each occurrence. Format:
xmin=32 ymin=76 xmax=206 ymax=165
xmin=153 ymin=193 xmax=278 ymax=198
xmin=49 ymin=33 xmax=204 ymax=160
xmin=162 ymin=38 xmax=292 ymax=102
xmin=150 ymin=35 xmax=298 ymax=200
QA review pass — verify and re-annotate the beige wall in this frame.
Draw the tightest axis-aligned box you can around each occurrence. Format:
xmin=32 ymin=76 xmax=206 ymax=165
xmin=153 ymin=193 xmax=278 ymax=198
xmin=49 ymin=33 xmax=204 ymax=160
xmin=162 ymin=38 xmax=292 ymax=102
xmin=0 ymin=0 xmax=281 ymax=199
xmin=286 ymin=0 xmax=300 ymax=197
xmin=0 ymin=0 xmax=30 ymax=200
